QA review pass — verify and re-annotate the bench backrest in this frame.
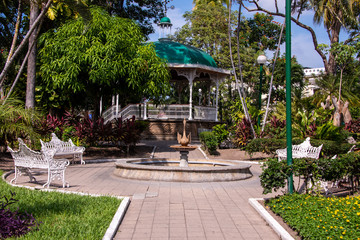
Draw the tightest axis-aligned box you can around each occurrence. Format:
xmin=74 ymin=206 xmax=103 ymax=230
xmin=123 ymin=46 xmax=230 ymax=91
xmin=8 ymin=138 xmax=56 ymax=168
xmin=40 ymin=133 xmax=75 ymax=152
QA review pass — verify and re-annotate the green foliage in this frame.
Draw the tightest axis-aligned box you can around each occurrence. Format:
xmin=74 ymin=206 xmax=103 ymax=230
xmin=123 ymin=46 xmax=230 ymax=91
xmin=245 ymin=138 xmax=356 ymax=158
xmin=212 ymin=124 xmax=229 ymax=147
xmin=269 ymin=55 xmax=304 ymax=102
xmin=267 ymin=194 xmax=360 ymax=239
xmin=39 ymin=6 xmax=170 ymax=115
xmin=261 ymin=116 xmax=286 ymax=139
xmin=260 ymin=158 xmax=291 ymax=194
xmin=0 ymin=98 xmax=40 ymax=149
xmin=0 ymin=172 xmax=120 ymax=239
xmin=232 ymin=117 xmax=254 ymax=148
xmin=260 ymin=152 xmax=360 ymax=195
xmin=241 ymin=12 xmax=285 ymax=52
xmin=199 ymin=131 xmax=218 ymax=154
xmin=245 ymin=138 xmax=287 ymax=155
xmin=314 ymin=122 xmax=344 ymax=141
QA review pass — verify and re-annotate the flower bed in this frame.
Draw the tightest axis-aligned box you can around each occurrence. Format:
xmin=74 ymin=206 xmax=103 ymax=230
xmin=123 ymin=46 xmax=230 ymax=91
xmin=267 ymin=194 xmax=360 ymax=239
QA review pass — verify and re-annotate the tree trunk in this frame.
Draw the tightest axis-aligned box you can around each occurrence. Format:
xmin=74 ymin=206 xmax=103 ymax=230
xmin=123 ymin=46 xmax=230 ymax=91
xmin=26 ymin=0 xmax=39 ymax=109
xmin=328 ymin=21 xmax=342 ymax=75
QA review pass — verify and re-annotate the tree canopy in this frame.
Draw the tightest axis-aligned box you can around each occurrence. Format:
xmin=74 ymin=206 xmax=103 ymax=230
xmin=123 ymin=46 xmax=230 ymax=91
xmin=39 ymin=7 xmax=170 ymax=115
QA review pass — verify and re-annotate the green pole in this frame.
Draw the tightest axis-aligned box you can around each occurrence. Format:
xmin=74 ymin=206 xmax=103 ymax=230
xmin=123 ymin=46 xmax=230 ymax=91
xmin=258 ymin=64 xmax=263 ymax=126
xmin=286 ymin=0 xmax=293 ymax=193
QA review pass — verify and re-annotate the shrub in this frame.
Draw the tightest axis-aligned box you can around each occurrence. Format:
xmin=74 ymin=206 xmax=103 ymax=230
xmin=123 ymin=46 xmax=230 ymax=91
xmin=262 ymin=116 xmax=286 ymax=139
xmin=212 ymin=124 xmax=229 ymax=147
xmin=245 ymin=138 xmax=287 ymax=155
xmin=232 ymin=117 xmax=254 ymax=147
xmin=245 ymin=138 xmax=357 ymax=157
xmin=260 ymin=152 xmax=360 ymax=195
xmin=0 ymin=191 xmax=40 ymax=239
xmin=345 ymin=118 xmax=360 ymax=135
xmin=199 ymin=131 xmax=218 ymax=153
xmin=260 ymin=158 xmax=291 ymax=194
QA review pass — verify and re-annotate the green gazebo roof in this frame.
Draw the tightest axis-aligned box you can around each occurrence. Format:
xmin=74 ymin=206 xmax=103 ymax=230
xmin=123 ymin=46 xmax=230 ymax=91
xmin=160 ymin=17 xmax=171 ymax=23
xmin=153 ymin=40 xmax=218 ymax=68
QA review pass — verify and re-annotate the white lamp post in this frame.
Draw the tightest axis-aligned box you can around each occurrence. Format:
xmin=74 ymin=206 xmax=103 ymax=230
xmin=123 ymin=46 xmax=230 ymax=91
xmin=256 ymin=54 xmax=267 ymax=126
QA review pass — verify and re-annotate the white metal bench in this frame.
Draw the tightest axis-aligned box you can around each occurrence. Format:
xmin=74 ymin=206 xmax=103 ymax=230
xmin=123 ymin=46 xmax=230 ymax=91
xmin=8 ymin=138 xmax=69 ymax=188
xmin=40 ymin=133 xmax=86 ymax=164
xmin=276 ymin=137 xmax=323 ymax=161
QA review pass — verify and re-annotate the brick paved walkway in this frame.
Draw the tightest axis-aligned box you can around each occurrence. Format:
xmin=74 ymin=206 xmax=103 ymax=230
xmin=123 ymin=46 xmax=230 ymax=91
xmin=5 ymin=140 xmax=280 ymax=240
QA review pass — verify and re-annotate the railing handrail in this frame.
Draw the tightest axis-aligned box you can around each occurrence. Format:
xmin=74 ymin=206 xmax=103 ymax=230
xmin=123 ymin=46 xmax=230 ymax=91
xmin=104 ymin=103 xmax=217 ymax=123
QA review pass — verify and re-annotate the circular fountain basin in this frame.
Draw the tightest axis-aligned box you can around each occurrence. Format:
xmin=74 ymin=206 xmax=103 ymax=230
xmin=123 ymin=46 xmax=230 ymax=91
xmin=114 ymin=158 xmax=253 ymax=182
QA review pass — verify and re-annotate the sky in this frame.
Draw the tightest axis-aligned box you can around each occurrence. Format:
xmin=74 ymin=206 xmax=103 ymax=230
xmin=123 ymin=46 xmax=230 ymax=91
xmin=148 ymin=0 xmax=348 ymax=69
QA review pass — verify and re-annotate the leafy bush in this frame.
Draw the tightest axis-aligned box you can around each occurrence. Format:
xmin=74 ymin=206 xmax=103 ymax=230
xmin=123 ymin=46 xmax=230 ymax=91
xmin=232 ymin=117 xmax=254 ymax=147
xmin=245 ymin=138 xmax=357 ymax=157
xmin=212 ymin=124 xmax=229 ymax=147
xmin=267 ymin=194 xmax=360 ymax=239
xmin=345 ymin=118 xmax=360 ymax=134
xmin=0 ymin=98 xmax=40 ymax=150
xmin=261 ymin=116 xmax=286 ymax=139
xmin=260 ymin=152 xmax=360 ymax=195
xmin=0 ymin=191 xmax=40 ymax=239
xmin=260 ymin=158 xmax=291 ymax=194
xmin=313 ymin=122 xmax=345 ymax=141
xmin=245 ymin=138 xmax=287 ymax=155
xmin=199 ymin=131 xmax=218 ymax=154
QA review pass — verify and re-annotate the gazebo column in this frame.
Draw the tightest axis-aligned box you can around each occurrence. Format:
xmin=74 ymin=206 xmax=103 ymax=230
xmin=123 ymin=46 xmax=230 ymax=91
xmin=207 ymin=84 xmax=211 ymax=106
xmin=215 ymin=80 xmax=219 ymax=121
xmin=176 ymin=69 xmax=197 ymax=120
xmin=188 ymin=78 xmax=194 ymax=120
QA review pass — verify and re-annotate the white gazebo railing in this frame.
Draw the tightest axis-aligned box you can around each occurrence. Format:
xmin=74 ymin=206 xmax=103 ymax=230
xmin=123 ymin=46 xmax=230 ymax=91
xmin=103 ymin=103 xmax=217 ymax=123
xmin=194 ymin=106 xmax=216 ymax=120
xmin=147 ymin=104 xmax=190 ymax=119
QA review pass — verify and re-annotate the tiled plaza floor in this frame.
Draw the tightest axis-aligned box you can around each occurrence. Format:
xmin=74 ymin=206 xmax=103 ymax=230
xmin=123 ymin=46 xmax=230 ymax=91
xmin=4 ymin=140 xmax=280 ymax=240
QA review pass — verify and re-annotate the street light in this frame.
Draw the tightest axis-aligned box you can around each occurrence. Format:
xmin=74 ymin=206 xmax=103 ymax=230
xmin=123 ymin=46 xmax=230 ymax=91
xmin=257 ymin=54 xmax=267 ymax=126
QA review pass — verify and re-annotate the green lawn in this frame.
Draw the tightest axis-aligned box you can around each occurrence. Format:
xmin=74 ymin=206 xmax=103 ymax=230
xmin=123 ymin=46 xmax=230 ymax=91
xmin=1 ymin=171 xmax=121 ymax=239
xmin=267 ymin=193 xmax=360 ymax=240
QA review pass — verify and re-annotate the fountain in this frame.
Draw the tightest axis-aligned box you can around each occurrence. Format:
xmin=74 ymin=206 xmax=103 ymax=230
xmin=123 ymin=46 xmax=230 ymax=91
xmin=169 ymin=119 xmax=197 ymax=167
xmin=114 ymin=119 xmax=253 ymax=182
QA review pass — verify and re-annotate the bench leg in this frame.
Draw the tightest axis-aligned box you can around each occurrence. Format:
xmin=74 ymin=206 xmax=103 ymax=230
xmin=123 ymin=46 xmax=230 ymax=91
xmin=80 ymin=154 xmax=85 ymax=165
xmin=11 ymin=167 xmax=36 ymax=185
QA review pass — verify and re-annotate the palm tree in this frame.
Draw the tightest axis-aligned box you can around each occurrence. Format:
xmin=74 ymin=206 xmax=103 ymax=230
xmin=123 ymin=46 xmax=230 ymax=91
xmin=310 ymin=0 xmax=360 ymax=74
xmin=0 ymin=98 xmax=40 ymax=150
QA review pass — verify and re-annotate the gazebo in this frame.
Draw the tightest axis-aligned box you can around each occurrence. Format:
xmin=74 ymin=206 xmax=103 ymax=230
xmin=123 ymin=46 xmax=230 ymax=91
xmin=103 ymin=17 xmax=231 ymax=139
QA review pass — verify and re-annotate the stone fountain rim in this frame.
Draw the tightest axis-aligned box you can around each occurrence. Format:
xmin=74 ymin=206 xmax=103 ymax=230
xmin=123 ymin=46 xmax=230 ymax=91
xmin=115 ymin=158 xmax=252 ymax=172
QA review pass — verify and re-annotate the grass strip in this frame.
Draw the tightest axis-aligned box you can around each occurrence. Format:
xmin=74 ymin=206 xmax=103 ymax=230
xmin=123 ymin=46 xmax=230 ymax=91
xmin=1 ymin=170 xmax=121 ymax=239
xmin=267 ymin=193 xmax=360 ymax=240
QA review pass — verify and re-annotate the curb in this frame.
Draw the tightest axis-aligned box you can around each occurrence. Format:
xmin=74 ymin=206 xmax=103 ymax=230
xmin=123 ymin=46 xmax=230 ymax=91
xmin=102 ymin=197 xmax=130 ymax=240
xmin=2 ymin=171 xmax=130 ymax=240
xmin=249 ymin=198 xmax=294 ymax=240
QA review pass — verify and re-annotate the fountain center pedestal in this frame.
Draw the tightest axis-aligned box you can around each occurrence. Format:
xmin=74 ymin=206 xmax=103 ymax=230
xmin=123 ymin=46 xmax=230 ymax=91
xmin=169 ymin=145 xmax=197 ymax=167
xmin=170 ymin=119 xmax=197 ymax=167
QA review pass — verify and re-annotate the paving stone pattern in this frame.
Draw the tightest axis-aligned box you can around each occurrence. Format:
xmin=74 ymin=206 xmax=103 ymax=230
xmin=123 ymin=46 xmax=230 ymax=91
xmin=5 ymin=140 xmax=280 ymax=240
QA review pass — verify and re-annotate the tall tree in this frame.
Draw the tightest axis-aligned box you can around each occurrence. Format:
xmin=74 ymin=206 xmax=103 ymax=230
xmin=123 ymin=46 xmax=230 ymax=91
xmin=39 ymin=7 xmax=170 ymax=116
xmin=26 ymin=0 xmax=39 ymax=109
xmin=243 ymin=0 xmax=360 ymax=74
xmin=89 ymin=0 xmax=165 ymax=36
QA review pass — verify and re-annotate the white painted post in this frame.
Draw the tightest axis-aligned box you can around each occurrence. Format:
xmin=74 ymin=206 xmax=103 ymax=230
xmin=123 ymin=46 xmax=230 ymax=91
xmin=100 ymin=96 xmax=103 ymax=116
xmin=116 ymin=94 xmax=119 ymax=117
xmin=215 ymin=80 xmax=219 ymax=121
xmin=189 ymin=79 xmax=193 ymax=120
xmin=144 ymin=99 xmax=148 ymax=120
